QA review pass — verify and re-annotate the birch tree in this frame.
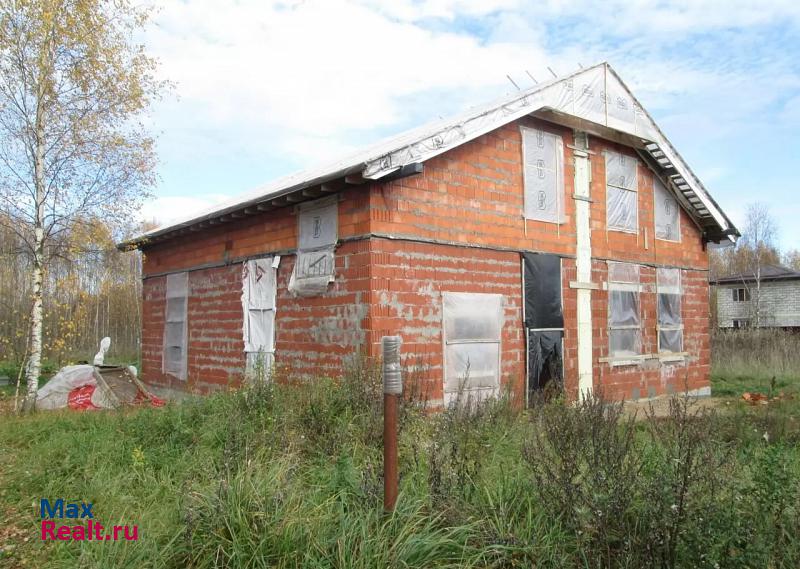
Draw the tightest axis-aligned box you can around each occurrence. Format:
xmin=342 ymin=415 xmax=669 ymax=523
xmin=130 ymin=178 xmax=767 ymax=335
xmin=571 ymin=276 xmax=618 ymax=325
xmin=739 ymin=203 xmax=778 ymax=328
xmin=0 ymin=0 xmax=165 ymax=411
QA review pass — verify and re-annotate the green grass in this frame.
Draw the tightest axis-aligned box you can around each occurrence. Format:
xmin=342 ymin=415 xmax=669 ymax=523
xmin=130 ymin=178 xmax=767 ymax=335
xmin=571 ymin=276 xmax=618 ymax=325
xmin=711 ymin=373 xmax=800 ymax=398
xmin=1 ymin=369 xmax=800 ymax=568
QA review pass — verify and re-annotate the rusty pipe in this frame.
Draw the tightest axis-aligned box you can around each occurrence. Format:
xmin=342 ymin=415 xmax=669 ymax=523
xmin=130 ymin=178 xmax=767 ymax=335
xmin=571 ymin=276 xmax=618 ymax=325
xmin=382 ymin=336 xmax=402 ymax=512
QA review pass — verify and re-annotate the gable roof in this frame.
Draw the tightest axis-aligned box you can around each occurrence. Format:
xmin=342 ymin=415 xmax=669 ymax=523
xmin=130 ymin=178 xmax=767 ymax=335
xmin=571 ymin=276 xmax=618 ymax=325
xmin=120 ymin=62 xmax=738 ymax=250
xmin=711 ymin=265 xmax=800 ymax=285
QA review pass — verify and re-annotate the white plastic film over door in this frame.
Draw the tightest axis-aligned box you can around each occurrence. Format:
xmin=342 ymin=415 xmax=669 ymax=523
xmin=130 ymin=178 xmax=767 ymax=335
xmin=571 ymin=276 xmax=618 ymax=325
xmin=522 ymin=127 xmax=564 ymax=223
xmin=243 ymin=257 xmax=278 ymax=375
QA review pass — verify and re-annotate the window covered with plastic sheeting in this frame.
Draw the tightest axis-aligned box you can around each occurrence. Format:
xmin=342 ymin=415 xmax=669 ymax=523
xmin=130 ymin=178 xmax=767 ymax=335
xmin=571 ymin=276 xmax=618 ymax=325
xmin=289 ymin=197 xmax=337 ymax=296
xmin=442 ymin=292 xmax=503 ymax=406
xmin=657 ymin=268 xmax=683 ymax=354
xmin=242 ymin=257 xmax=278 ymax=376
xmin=607 ymin=262 xmax=641 ymax=359
xmin=163 ymin=272 xmax=188 ymax=380
xmin=654 ymin=177 xmax=680 ymax=242
xmin=605 ymin=151 xmax=638 ymax=232
xmin=522 ymin=127 xmax=564 ymax=223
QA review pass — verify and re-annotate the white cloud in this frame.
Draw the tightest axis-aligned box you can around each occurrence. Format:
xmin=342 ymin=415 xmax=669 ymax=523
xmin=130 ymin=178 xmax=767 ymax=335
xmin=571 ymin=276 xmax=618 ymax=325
xmin=526 ymin=0 xmax=800 ymax=35
xmin=146 ymin=0 xmax=553 ymax=142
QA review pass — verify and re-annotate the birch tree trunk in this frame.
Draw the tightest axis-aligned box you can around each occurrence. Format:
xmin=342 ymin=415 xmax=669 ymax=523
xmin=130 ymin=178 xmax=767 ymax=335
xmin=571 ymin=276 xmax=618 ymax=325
xmin=23 ymin=122 xmax=46 ymax=412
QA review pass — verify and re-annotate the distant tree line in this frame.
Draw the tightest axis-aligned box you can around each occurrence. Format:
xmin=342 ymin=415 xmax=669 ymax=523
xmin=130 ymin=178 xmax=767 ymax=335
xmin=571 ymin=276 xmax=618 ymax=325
xmin=0 ymin=215 xmax=145 ymax=367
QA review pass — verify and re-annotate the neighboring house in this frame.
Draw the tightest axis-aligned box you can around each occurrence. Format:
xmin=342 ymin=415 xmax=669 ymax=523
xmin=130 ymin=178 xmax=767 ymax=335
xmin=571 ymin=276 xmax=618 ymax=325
xmin=120 ymin=63 xmax=738 ymax=404
xmin=711 ymin=265 xmax=800 ymax=329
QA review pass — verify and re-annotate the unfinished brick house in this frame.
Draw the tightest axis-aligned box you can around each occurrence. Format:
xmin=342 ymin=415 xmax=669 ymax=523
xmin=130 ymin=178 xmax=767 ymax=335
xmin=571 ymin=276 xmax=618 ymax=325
xmin=121 ymin=63 xmax=738 ymax=404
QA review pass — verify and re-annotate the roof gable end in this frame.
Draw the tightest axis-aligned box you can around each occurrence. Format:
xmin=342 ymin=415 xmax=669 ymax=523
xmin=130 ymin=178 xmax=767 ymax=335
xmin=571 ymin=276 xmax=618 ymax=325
xmin=121 ymin=63 xmax=737 ymax=249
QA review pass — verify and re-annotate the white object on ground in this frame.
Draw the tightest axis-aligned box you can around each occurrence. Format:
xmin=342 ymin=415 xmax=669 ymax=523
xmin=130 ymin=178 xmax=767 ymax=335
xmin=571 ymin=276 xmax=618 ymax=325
xmin=93 ymin=337 xmax=111 ymax=365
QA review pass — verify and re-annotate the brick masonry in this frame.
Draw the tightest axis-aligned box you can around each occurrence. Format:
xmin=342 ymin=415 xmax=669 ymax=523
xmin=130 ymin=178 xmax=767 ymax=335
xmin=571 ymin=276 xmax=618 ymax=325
xmin=140 ymin=115 xmax=712 ymax=400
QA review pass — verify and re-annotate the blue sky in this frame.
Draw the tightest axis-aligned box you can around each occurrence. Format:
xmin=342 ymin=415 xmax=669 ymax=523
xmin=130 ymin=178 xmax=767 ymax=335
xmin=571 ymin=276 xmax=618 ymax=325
xmin=141 ymin=0 xmax=800 ymax=251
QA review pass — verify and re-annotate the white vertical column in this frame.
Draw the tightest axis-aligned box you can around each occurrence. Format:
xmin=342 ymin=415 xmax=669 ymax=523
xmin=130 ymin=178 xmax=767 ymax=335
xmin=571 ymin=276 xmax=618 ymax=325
xmin=573 ymin=131 xmax=594 ymax=399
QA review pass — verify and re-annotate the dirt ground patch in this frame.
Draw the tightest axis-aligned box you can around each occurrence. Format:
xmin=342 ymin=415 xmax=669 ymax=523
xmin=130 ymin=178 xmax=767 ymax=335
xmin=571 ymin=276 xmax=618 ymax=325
xmin=622 ymin=395 xmax=728 ymax=419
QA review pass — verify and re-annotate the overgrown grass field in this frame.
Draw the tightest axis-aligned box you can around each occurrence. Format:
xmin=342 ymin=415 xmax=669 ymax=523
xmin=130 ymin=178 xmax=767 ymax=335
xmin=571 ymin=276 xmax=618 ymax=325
xmin=1 ymin=357 xmax=799 ymax=568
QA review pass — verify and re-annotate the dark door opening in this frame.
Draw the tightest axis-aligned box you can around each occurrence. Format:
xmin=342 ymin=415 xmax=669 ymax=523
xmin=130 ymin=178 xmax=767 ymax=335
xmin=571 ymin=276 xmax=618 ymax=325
xmin=522 ymin=252 xmax=564 ymax=404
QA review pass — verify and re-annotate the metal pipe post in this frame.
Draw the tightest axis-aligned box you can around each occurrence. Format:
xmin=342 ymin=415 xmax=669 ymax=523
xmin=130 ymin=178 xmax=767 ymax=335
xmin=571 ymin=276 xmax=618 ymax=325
xmin=382 ymin=336 xmax=402 ymax=512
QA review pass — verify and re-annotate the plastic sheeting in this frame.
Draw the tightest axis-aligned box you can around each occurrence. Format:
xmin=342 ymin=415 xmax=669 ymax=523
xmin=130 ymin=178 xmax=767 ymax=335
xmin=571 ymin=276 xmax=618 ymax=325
xmin=527 ymin=331 xmax=563 ymax=394
xmin=289 ymin=249 xmax=336 ymax=296
xmin=163 ymin=272 xmax=188 ymax=380
xmin=606 ymin=151 xmax=638 ymax=232
xmin=442 ymin=292 xmax=502 ymax=402
xmin=523 ymin=253 xmax=564 ymax=397
xmin=608 ymin=262 xmax=641 ymax=357
xmin=289 ymin=198 xmax=337 ymax=297
xmin=606 ymin=152 xmax=637 ymax=190
xmin=445 ymin=343 xmax=501 ymax=392
xmin=657 ymin=268 xmax=683 ymax=353
xmin=572 ymin=65 xmax=606 ymax=125
xmin=654 ymin=178 xmax=680 ymax=241
xmin=36 ymin=364 xmax=163 ymax=411
xmin=522 ymin=128 xmax=564 ymax=223
xmin=608 ymin=261 xmax=639 ymax=284
xmin=523 ymin=253 xmax=563 ymax=329
xmin=242 ymin=258 xmax=277 ymax=376
xmin=609 ymin=291 xmax=640 ymax=326
xmin=658 ymin=294 xmax=681 ymax=327
xmin=36 ymin=365 xmax=97 ymax=410
xmin=607 ymin=187 xmax=637 ymax=232
xmin=659 ymin=329 xmax=683 ymax=353
xmin=444 ymin=292 xmax=503 ymax=341
xmin=610 ymin=328 xmax=641 ymax=357
xmin=298 ymin=200 xmax=337 ymax=250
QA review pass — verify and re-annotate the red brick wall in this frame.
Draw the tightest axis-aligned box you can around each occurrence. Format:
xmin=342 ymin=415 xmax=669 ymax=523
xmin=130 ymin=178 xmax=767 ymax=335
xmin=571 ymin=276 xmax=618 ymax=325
xmin=560 ymin=259 xmax=710 ymax=401
xmin=363 ymin=237 xmax=525 ymax=405
xmin=367 ymin=116 xmax=707 ymax=271
xmin=274 ymin=240 xmax=371 ymax=377
xmin=141 ymin=240 xmax=371 ymax=392
xmin=142 ymin=264 xmax=245 ymax=392
xmin=141 ymin=187 xmax=371 ymax=276
xmin=363 ymin=115 xmax=710 ymax=400
xmin=138 ymin=114 xmax=711 ymax=400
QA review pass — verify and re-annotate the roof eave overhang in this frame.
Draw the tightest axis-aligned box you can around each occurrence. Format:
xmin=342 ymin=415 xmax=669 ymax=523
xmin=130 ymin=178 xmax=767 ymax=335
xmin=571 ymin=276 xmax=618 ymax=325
xmin=711 ymin=275 xmax=800 ymax=285
xmin=117 ymin=166 xmax=362 ymax=251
